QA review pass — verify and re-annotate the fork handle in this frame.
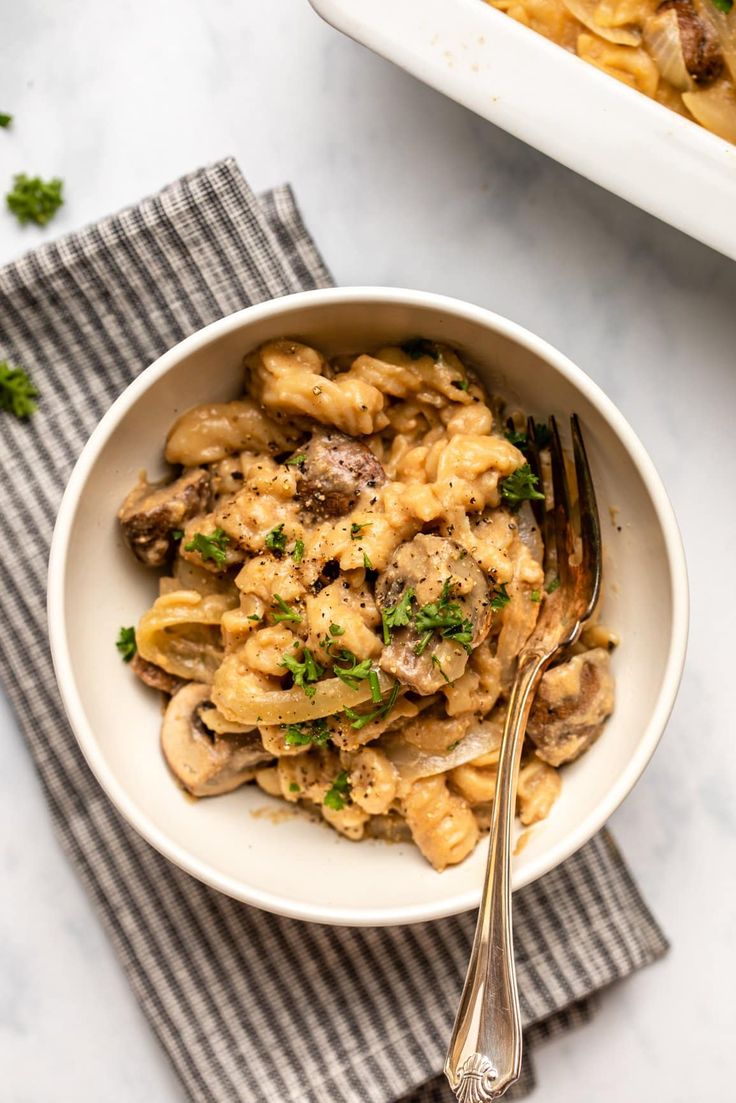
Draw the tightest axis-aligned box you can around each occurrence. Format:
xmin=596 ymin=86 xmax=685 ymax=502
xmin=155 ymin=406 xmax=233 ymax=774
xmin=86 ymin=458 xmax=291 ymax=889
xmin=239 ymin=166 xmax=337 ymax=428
xmin=444 ymin=648 xmax=549 ymax=1100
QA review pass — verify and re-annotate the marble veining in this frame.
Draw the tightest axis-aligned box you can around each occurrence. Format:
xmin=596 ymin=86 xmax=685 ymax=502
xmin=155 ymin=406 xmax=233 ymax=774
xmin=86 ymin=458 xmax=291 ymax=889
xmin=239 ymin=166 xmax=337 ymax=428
xmin=1 ymin=0 xmax=735 ymax=1099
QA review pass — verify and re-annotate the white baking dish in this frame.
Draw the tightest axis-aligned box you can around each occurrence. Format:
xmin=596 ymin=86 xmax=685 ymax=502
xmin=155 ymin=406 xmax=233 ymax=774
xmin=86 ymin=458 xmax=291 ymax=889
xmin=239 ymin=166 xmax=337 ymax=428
xmin=309 ymin=0 xmax=736 ymax=261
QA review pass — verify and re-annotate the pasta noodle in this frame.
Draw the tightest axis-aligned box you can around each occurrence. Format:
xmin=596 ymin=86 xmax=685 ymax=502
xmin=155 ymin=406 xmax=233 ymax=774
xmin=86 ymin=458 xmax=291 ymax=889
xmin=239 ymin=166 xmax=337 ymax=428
xmin=118 ymin=336 xmax=615 ymax=870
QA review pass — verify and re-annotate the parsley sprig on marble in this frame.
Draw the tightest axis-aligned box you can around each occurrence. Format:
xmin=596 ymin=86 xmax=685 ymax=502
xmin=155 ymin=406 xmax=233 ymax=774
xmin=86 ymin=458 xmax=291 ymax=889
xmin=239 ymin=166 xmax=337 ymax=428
xmin=6 ymin=173 xmax=64 ymax=226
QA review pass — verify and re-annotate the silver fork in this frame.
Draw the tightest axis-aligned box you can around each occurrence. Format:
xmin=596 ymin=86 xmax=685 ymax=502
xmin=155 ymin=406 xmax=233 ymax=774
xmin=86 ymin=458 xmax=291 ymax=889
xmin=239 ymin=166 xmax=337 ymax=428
xmin=444 ymin=414 xmax=602 ymax=1101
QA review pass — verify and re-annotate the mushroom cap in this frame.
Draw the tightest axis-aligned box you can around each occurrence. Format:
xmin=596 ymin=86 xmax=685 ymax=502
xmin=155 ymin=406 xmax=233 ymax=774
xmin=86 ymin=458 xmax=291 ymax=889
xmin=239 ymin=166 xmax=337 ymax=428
xmin=526 ymin=648 xmax=614 ymax=767
xmin=161 ymin=682 xmax=273 ymax=797
xmin=376 ymin=534 xmax=492 ymax=694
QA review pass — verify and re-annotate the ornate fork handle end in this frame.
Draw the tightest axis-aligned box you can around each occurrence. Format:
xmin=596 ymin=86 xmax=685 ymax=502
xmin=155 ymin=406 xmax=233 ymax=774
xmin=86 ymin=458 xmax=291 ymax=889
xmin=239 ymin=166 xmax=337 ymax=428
xmin=445 ymin=1052 xmax=508 ymax=1101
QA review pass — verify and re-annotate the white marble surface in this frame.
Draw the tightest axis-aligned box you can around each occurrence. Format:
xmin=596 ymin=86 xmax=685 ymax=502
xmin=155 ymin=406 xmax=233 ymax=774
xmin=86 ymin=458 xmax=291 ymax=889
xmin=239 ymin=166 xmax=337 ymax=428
xmin=1 ymin=1 xmax=735 ymax=1099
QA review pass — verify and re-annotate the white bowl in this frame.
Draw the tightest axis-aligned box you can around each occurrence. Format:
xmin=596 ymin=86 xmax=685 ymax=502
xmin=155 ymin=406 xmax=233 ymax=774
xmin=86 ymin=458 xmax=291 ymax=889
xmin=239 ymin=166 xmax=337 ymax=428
xmin=48 ymin=287 xmax=688 ymax=926
xmin=310 ymin=0 xmax=736 ymax=262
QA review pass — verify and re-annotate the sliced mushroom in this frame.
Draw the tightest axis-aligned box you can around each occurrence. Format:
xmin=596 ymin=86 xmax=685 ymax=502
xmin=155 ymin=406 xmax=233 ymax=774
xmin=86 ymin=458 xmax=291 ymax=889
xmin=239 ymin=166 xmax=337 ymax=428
xmin=375 ymin=534 xmax=492 ymax=695
xmin=131 ymin=653 xmax=183 ymax=696
xmin=295 ymin=428 xmax=386 ymax=516
xmin=526 ymin=648 xmax=614 ymax=767
xmin=118 ymin=468 xmax=211 ymax=567
xmin=657 ymin=0 xmax=723 ymax=83
xmin=161 ymin=682 xmax=273 ymax=797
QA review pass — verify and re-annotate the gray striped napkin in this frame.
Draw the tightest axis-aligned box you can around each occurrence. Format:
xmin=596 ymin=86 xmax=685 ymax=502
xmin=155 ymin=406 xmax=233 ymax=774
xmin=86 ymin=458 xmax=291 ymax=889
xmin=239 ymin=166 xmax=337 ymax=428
xmin=0 ymin=158 xmax=667 ymax=1103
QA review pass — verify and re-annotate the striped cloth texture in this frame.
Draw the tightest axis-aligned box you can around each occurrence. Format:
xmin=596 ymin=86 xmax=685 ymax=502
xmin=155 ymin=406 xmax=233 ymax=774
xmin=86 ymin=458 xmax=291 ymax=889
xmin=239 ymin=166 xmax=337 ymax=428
xmin=0 ymin=158 xmax=668 ymax=1103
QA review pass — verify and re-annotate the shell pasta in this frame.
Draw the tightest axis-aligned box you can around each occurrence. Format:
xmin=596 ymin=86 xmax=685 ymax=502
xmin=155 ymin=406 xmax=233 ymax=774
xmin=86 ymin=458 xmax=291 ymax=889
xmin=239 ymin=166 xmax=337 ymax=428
xmin=117 ymin=337 xmax=615 ymax=870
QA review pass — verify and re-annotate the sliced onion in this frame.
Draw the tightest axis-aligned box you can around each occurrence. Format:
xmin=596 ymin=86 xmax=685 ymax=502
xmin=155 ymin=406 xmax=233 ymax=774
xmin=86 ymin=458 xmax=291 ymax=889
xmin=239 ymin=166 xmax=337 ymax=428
xmin=563 ymin=0 xmax=642 ymax=44
xmin=381 ymin=718 xmax=504 ymax=783
xmin=644 ymin=9 xmax=695 ymax=91
xmin=683 ymin=82 xmax=736 ymax=141
xmin=516 ymin=502 xmax=544 ymax=564
xmin=212 ymin=653 xmax=395 ymax=726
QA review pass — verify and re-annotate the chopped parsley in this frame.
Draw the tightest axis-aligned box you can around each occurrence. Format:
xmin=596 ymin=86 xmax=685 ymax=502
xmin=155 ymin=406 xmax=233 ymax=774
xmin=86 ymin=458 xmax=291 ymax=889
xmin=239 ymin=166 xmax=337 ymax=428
xmin=504 ymin=422 xmax=551 ymax=452
xmin=344 ymin=680 xmax=400 ymax=731
xmin=329 ymin=623 xmax=345 ymax=637
xmin=500 ymin=464 xmax=545 ymax=508
xmin=271 ymin=594 xmax=302 ymax=624
xmin=291 ymin=538 xmax=305 ymax=564
xmin=451 ymin=378 xmax=469 ymax=392
xmin=280 ymin=648 xmax=324 ymax=697
xmin=283 ymin=719 xmax=331 ymax=747
xmin=184 ymin=527 xmax=230 ymax=566
xmin=0 ymin=114 xmax=12 ymax=129
xmin=533 ymin=422 xmax=552 ymax=449
xmin=285 ymin=453 xmax=306 ymax=468
xmin=247 ymin=613 xmax=262 ymax=622
xmin=401 ymin=337 xmax=437 ymax=361
xmin=324 ymin=770 xmax=351 ymax=811
xmin=432 ymin=654 xmax=451 ymax=685
xmin=116 ymin=626 xmax=137 ymax=663
xmin=504 ymin=427 xmax=527 ymax=448
xmin=368 ymin=669 xmax=382 ymax=702
xmin=446 ymin=739 xmax=461 ymax=752
xmin=713 ymin=0 xmax=733 ymax=11
xmin=546 ymin=577 xmax=560 ymax=594
xmin=171 ymin=528 xmax=184 ymax=541
xmin=362 ymin=551 xmax=374 ymax=571
xmin=6 ymin=173 xmax=64 ymax=226
xmin=332 ymin=650 xmax=373 ymax=692
xmin=531 ymin=590 xmax=541 ymax=603
xmin=0 ymin=361 xmax=38 ymax=418
xmin=264 ymin=524 xmax=287 ymax=555
xmin=350 ymin=521 xmax=371 ymax=540
xmin=490 ymin=582 xmax=510 ymax=611
xmin=414 ymin=579 xmax=473 ymax=655
xmin=288 ymin=782 xmax=301 ymax=793
xmin=381 ymin=586 xmax=415 ymax=644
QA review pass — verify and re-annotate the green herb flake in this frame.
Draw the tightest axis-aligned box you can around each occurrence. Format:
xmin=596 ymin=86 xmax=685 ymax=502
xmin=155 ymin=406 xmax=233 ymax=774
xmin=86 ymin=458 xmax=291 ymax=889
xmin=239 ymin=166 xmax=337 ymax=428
xmin=116 ymin=626 xmax=137 ymax=663
xmin=247 ymin=614 xmax=262 ymax=622
xmin=184 ymin=527 xmax=230 ymax=566
xmin=451 ymin=378 xmax=469 ymax=392
xmin=344 ymin=679 xmax=400 ymax=731
xmin=0 ymin=114 xmax=12 ymax=129
xmin=333 ymin=650 xmax=373 ymax=691
xmin=329 ymin=623 xmax=345 ymax=637
xmin=368 ymin=669 xmax=382 ymax=702
xmin=350 ymin=521 xmax=371 ymax=540
xmin=431 ymin=654 xmax=451 ymax=685
xmin=271 ymin=594 xmax=302 ymax=624
xmin=505 ymin=428 xmax=527 ymax=448
xmin=400 ymin=337 xmax=437 ymax=361
xmin=324 ymin=770 xmax=351 ymax=811
xmin=6 ymin=173 xmax=64 ymax=226
xmin=362 ymin=551 xmax=374 ymax=571
xmin=533 ymin=422 xmax=552 ymax=449
xmin=713 ymin=0 xmax=733 ymax=11
xmin=171 ymin=528 xmax=184 ymax=541
xmin=381 ymin=586 xmax=415 ymax=645
xmin=446 ymin=740 xmax=461 ymax=752
xmin=500 ymin=464 xmax=545 ymax=508
xmin=264 ymin=524 xmax=287 ymax=555
xmin=280 ymin=647 xmax=324 ymax=698
xmin=0 ymin=361 xmax=38 ymax=418
xmin=291 ymin=538 xmax=305 ymax=564
xmin=530 ymin=590 xmax=541 ymax=603
xmin=414 ymin=579 xmax=473 ymax=655
xmin=491 ymin=582 xmax=510 ymax=611
xmin=283 ymin=719 xmax=330 ymax=747
xmin=288 ymin=782 xmax=301 ymax=792
xmin=546 ymin=577 xmax=560 ymax=594
xmin=285 ymin=453 xmax=306 ymax=468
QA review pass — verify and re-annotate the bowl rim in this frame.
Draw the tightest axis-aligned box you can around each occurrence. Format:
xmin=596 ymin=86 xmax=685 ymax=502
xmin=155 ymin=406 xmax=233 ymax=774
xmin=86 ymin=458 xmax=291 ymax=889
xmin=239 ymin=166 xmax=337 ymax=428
xmin=47 ymin=286 xmax=689 ymax=926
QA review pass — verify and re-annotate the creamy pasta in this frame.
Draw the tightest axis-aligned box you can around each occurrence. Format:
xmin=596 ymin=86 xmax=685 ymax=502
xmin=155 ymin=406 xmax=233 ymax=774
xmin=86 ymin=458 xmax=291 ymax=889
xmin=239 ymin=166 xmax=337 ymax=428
xmin=485 ymin=0 xmax=736 ymax=144
xmin=117 ymin=337 xmax=615 ymax=870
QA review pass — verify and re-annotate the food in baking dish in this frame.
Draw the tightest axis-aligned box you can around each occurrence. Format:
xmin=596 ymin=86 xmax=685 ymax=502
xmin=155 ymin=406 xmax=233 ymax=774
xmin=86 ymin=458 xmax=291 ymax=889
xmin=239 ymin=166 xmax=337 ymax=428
xmin=486 ymin=0 xmax=736 ymax=143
